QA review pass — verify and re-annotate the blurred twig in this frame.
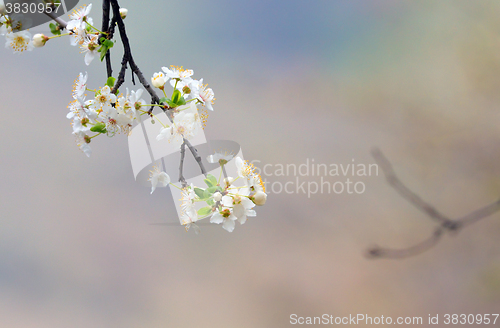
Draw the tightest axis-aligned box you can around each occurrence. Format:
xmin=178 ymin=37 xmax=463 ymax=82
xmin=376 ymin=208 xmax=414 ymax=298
xmin=367 ymin=148 xmax=500 ymax=259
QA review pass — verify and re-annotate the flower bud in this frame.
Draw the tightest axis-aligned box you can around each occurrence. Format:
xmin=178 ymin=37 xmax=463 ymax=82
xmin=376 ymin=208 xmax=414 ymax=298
xmin=84 ymin=135 xmax=91 ymax=144
xmin=213 ymin=191 xmax=222 ymax=202
xmin=32 ymin=33 xmax=48 ymax=47
xmin=252 ymin=191 xmax=267 ymax=206
xmin=119 ymin=8 xmax=128 ymax=19
xmin=224 ymin=177 xmax=234 ymax=187
xmin=151 ymin=72 xmax=166 ymax=89
xmin=182 ymin=85 xmax=191 ymax=94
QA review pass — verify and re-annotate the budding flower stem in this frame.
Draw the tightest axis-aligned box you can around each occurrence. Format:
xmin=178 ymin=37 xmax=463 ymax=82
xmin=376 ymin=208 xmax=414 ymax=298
xmin=48 ymin=33 xmax=70 ymax=40
xmin=82 ymin=17 xmax=108 ymax=36
xmin=218 ymin=165 xmax=224 ymax=184
xmin=138 ymin=109 xmax=166 ymax=127
xmin=220 ymin=163 xmax=229 ymax=184
xmin=168 ymin=183 xmax=183 ymax=191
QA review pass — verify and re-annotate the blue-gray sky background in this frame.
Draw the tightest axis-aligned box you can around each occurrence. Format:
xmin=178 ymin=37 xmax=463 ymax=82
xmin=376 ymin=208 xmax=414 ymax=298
xmin=1 ymin=0 xmax=500 ymax=327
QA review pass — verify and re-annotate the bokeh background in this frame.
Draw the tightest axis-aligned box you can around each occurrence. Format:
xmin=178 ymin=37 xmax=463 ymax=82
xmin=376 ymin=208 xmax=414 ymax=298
xmin=1 ymin=0 xmax=500 ymax=327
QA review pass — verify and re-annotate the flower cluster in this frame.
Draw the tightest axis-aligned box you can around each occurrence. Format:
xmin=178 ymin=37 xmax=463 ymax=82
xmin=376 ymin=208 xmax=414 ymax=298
xmin=152 ymin=66 xmax=213 ymax=142
xmin=2 ymin=2 xmax=268 ymax=233
xmin=66 ymin=72 xmax=145 ymax=156
xmin=149 ymin=154 xmax=267 ymax=233
xmin=1 ymin=3 xmax=112 ymax=66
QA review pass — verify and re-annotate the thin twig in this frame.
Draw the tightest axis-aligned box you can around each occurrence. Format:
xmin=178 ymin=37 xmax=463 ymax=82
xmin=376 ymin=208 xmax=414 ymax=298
xmin=459 ymin=198 xmax=500 ymax=227
xmin=43 ymin=7 xmax=67 ymax=29
xmin=184 ymin=138 xmax=207 ymax=177
xmin=368 ymin=148 xmax=500 ymax=259
xmin=178 ymin=141 xmax=188 ymax=188
xmin=371 ymin=148 xmax=453 ymax=226
xmin=367 ymin=228 xmax=444 ymax=259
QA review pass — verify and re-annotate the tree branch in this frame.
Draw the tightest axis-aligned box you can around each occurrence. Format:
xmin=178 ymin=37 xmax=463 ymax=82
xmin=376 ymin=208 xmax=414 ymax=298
xmin=368 ymin=148 xmax=500 ymax=259
xmin=103 ymin=0 xmax=207 ymax=186
xmin=109 ymin=0 xmax=159 ymax=106
xmin=100 ymin=0 xmax=112 ymax=78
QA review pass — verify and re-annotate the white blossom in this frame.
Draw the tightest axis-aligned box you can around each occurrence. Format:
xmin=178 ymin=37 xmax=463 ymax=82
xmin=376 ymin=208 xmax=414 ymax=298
xmin=119 ymin=8 xmax=128 ymax=19
xmin=151 ymin=72 xmax=166 ymax=89
xmin=156 ymin=102 xmax=201 ymax=142
xmin=252 ymin=191 xmax=267 ymax=206
xmin=5 ymin=31 xmax=33 ymax=53
xmin=210 ymin=208 xmax=238 ymax=233
xmin=148 ymin=165 xmax=170 ymax=194
xmin=180 ymin=184 xmax=197 ymax=220
xmin=222 ymin=186 xmax=256 ymax=225
xmin=88 ymin=85 xmax=116 ymax=114
xmin=67 ymin=4 xmax=92 ymax=30
xmin=72 ymin=72 xmax=88 ymax=99
xmin=189 ymin=79 xmax=215 ymax=111
xmin=0 ymin=15 xmax=10 ymax=36
xmin=32 ymin=33 xmax=47 ymax=48
xmin=162 ymin=65 xmax=193 ymax=84
xmin=80 ymin=34 xmax=99 ymax=65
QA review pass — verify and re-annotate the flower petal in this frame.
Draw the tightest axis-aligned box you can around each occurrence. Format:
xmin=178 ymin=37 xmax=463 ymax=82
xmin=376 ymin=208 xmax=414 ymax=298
xmin=222 ymin=218 xmax=235 ymax=232
xmin=238 ymin=215 xmax=247 ymax=225
xmin=210 ymin=212 xmax=224 ymax=224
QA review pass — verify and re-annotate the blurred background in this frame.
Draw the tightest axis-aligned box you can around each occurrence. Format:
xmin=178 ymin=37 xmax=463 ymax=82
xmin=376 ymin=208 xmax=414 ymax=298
xmin=1 ymin=0 xmax=500 ymax=327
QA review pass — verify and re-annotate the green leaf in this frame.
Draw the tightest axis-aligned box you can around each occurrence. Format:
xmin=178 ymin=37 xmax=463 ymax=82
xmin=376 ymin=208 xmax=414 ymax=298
xmin=207 ymin=186 xmax=218 ymax=194
xmin=97 ymin=38 xmax=114 ymax=62
xmin=105 ymin=77 xmax=116 ymax=88
xmin=98 ymin=45 xmax=107 ymax=62
xmin=206 ymin=199 xmax=214 ymax=206
xmin=172 ymin=89 xmax=181 ymax=103
xmin=176 ymin=96 xmax=186 ymax=106
xmin=159 ymin=97 xmax=168 ymax=105
xmin=203 ymin=189 xmax=212 ymax=199
xmin=49 ymin=23 xmax=60 ymax=36
xmin=207 ymin=174 xmax=218 ymax=186
xmin=197 ymin=206 xmax=212 ymax=217
xmin=194 ymin=188 xmax=205 ymax=199
xmin=90 ymin=122 xmax=107 ymax=134
xmin=204 ymin=178 xmax=214 ymax=188
xmin=166 ymin=99 xmax=177 ymax=108
xmin=103 ymin=39 xmax=114 ymax=48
